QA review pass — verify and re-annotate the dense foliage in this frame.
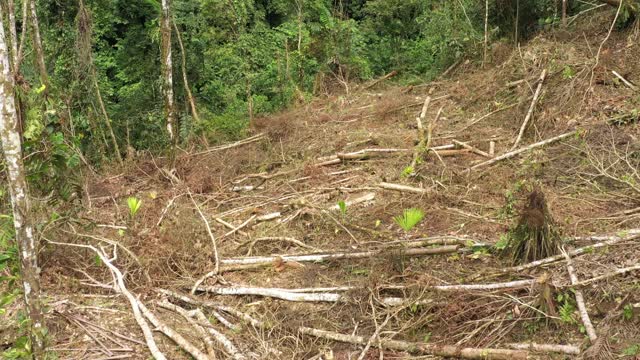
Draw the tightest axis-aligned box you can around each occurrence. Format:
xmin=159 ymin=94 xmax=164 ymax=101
xmin=6 ymin=0 xmax=631 ymax=174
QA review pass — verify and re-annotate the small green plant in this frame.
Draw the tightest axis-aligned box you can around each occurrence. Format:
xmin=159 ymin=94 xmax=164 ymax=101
xmin=337 ymin=200 xmax=347 ymax=216
xmin=401 ymin=166 xmax=414 ymax=178
xmin=127 ymin=197 xmax=142 ymax=219
xmin=557 ymin=292 xmax=577 ymax=324
xmin=623 ymin=303 xmax=634 ymax=321
xmin=394 ymin=208 xmax=424 ymax=232
xmin=495 ymin=233 xmax=510 ymax=251
xmin=623 ymin=344 xmax=640 ymax=356
xmin=562 ymin=65 xmax=575 ymax=79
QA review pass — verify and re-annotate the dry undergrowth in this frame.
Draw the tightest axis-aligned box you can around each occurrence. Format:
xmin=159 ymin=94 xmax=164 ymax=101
xmin=20 ymin=9 xmax=640 ymax=360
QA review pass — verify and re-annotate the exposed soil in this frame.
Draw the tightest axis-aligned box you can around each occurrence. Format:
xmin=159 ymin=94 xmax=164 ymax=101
xmin=7 ymin=10 xmax=640 ymax=360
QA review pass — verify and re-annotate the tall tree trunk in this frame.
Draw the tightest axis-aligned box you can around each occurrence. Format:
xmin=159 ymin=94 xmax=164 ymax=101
xmin=160 ymin=0 xmax=176 ymax=148
xmin=562 ymin=0 xmax=568 ymax=27
xmin=0 ymin=11 xmax=46 ymax=357
xmin=172 ymin=21 xmax=200 ymax=123
xmin=16 ymin=0 xmax=29 ymax=73
xmin=29 ymin=0 xmax=49 ymax=91
xmin=7 ymin=0 xmax=18 ymax=71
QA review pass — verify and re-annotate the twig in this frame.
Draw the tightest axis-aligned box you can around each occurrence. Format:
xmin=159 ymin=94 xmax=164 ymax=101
xmin=362 ymin=70 xmax=398 ymax=90
xmin=561 ymin=248 xmax=597 ymax=343
xmin=328 ymin=192 xmax=375 ymax=210
xmin=511 ymin=69 xmax=547 ymax=150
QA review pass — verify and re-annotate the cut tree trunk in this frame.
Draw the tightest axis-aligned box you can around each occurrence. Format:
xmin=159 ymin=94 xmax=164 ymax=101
xmin=0 ymin=17 xmax=46 ymax=356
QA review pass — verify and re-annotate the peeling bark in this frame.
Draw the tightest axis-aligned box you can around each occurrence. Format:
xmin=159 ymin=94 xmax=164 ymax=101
xmin=0 ymin=12 xmax=46 ymax=356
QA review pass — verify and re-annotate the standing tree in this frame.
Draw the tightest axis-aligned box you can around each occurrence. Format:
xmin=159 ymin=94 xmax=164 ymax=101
xmin=160 ymin=0 xmax=176 ymax=148
xmin=29 ymin=0 xmax=49 ymax=90
xmin=0 ymin=8 xmax=46 ymax=357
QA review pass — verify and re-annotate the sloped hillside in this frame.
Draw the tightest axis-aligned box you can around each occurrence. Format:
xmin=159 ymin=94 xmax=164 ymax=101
xmin=24 ymin=9 xmax=640 ymax=360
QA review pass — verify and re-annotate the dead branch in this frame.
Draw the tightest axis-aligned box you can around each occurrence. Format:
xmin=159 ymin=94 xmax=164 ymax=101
xmin=502 ymin=234 xmax=639 ymax=274
xmin=511 ymin=69 xmax=547 ymax=150
xmin=190 ymin=133 xmax=265 ymax=157
xmin=611 ymin=70 xmax=638 ymax=91
xmin=452 ymin=140 xmax=491 ymax=158
xmin=137 ymin=300 xmax=210 ymax=360
xmin=315 ymin=148 xmax=411 ymax=166
xmin=464 ymin=131 xmax=576 ymax=173
xmin=505 ymin=342 xmax=580 ymax=355
xmin=378 ymin=182 xmax=429 ymax=194
xmin=157 ymin=300 xmax=247 ymax=360
xmin=328 ymin=192 xmax=375 ymax=210
xmin=156 ymin=300 xmax=217 ymax=359
xmin=218 ymin=245 xmax=459 ymax=271
xmin=568 ymin=263 xmax=640 ymax=289
xmin=562 ymin=248 xmax=597 ymax=343
xmin=44 ymin=239 xmax=166 ymax=360
xmin=362 ymin=70 xmax=398 ymax=90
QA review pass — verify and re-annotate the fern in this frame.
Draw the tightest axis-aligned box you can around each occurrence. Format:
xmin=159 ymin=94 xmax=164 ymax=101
xmin=394 ymin=208 xmax=424 ymax=232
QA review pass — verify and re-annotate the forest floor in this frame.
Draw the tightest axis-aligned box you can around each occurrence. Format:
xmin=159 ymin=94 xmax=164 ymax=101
xmin=5 ymin=10 xmax=640 ymax=360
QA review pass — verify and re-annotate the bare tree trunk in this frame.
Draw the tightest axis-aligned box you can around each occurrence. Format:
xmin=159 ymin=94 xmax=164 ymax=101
xmin=92 ymin=68 xmax=123 ymax=164
xmin=160 ymin=0 xmax=176 ymax=148
xmin=483 ymin=0 xmax=489 ymax=67
xmin=0 ymin=13 xmax=46 ymax=356
xmin=172 ymin=20 xmax=200 ymax=123
xmin=562 ymin=0 xmax=568 ymax=27
xmin=15 ymin=0 xmax=28 ymax=74
xmin=29 ymin=0 xmax=49 ymax=90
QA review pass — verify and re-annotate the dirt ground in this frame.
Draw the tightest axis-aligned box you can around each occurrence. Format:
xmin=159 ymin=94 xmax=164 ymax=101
xmin=4 ymin=9 xmax=640 ymax=360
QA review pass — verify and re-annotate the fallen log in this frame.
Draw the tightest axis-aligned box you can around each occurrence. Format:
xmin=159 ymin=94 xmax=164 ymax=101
xmin=219 ymin=245 xmax=458 ymax=270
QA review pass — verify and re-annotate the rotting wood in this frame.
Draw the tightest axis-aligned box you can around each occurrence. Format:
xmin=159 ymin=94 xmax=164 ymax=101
xmin=464 ymin=131 xmax=576 ymax=173
xmin=511 ymin=69 xmax=547 ymax=150
xmin=315 ymin=148 xmax=411 ymax=166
